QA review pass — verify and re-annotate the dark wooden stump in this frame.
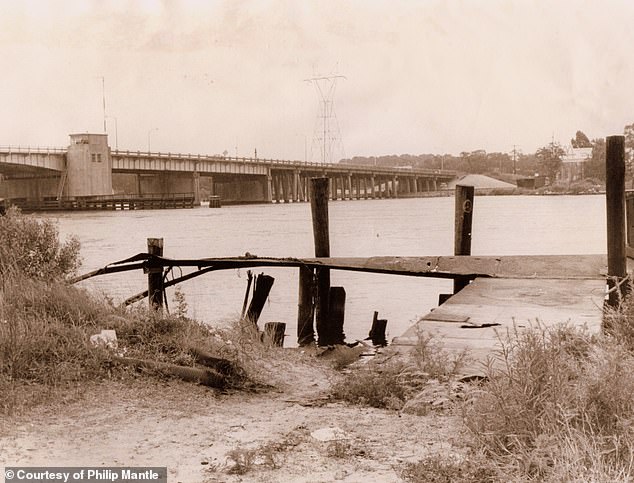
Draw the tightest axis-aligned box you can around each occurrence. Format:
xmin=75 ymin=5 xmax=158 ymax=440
xmin=264 ymin=322 xmax=286 ymax=347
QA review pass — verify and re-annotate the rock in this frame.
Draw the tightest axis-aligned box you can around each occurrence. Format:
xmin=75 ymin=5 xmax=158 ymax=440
xmin=90 ymin=329 xmax=118 ymax=349
xmin=310 ymin=427 xmax=347 ymax=442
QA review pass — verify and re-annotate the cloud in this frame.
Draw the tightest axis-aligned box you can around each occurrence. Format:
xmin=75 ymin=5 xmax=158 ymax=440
xmin=1 ymin=0 xmax=634 ymax=157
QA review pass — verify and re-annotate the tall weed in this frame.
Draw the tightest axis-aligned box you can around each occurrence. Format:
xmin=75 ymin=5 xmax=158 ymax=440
xmin=465 ymin=324 xmax=634 ymax=481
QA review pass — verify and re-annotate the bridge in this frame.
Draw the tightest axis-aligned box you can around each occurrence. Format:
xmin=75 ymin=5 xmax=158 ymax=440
xmin=0 ymin=133 xmax=457 ymax=207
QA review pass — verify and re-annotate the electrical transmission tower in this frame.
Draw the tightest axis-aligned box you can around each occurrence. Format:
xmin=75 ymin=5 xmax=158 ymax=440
xmin=305 ymin=74 xmax=346 ymax=164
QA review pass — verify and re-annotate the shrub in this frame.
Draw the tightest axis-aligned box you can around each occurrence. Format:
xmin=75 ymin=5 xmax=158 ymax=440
xmin=330 ymin=331 xmax=467 ymax=409
xmin=330 ymin=359 xmax=411 ymax=409
xmin=0 ymin=207 xmax=80 ymax=279
xmin=401 ymin=453 xmax=500 ymax=483
xmin=464 ymin=324 xmax=634 ymax=481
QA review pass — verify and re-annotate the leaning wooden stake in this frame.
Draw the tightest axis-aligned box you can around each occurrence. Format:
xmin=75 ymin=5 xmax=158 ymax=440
xmin=454 ymin=185 xmax=474 ymax=293
xmin=245 ymin=273 xmax=275 ymax=326
xmin=606 ymin=135 xmax=628 ymax=309
xmin=310 ymin=177 xmax=331 ymax=346
xmin=147 ymin=238 xmax=164 ymax=310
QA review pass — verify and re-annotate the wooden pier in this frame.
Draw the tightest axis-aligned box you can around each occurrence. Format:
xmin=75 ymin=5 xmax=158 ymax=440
xmin=71 ymin=137 xmax=631 ymax=372
xmin=9 ymin=192 xmax=196 ymax=211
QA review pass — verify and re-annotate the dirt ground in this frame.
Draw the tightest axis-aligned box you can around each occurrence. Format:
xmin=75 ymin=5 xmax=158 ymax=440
xmin=0 ymin=357 xmax=467 ymax=483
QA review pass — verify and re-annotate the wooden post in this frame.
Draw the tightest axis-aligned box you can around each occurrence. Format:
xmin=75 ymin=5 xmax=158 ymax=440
xmin=454 ymin=185 xmax=474 ymax=293
xmin=264 ymin=322 xmax=286 ymax=347
xmin=297 ymin=265 xmax=315 ymax=346
xmin=368 ymin=311 xmax=388 ymax=346
xmin=325 ymin=287 xmax=346 ymax=345
xmin=606 ymin=135 xmax=628 ymax=308
xmin=310 ymin=177 xmax=331 ymax=346
xmin=245 ymin=273 xmax=275 ymax=326
xmin=626 ymin=193 xmax=634 ymax=258
xmin=147 ymin=238 xmax=164 ymax=310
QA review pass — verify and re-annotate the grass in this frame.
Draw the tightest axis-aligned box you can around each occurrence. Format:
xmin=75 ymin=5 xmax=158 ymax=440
xmin=401 ymin=453 xmax=500 ymax=483
xmin=330 ymin=330 xmax=467 ymax=410
xmin=0 ymin=268 xmax=306 ymax=414
xmin=463 ymin=322 xmax=634 ymax=482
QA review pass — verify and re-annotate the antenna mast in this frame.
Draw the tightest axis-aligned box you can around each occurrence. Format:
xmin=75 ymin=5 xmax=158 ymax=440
xmin=305 ymin=74 xmax=346 ymax=163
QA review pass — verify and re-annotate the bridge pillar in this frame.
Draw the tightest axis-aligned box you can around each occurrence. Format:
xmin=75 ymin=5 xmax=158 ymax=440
xmin=393 ymin=176 xmax=398 ymax=198
xmin=293 ymin=170 xmax=300 ymax=202
xmin=329 ymin=178 xmax=335 ymax=200
xmin=282 ymin=173 xmax=290 ymax=202
xmin=274 ymin=174 xmax=281 ymax=203
xmin=192 ymin=172 xmax=201 ymax=205
xmin=425 ymin=179 xmax=431 ymax=191
xmin=370 ymin=176 xmax=376 ymax=198
xmin=432 ymin=178 xmax=438 ymax=191
xmin=264 ymin=170 xmax=273 ymax=203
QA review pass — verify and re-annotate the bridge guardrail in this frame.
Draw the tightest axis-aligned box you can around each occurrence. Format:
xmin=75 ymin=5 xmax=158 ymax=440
xmin=0 ymin=146 xmax=67 ymax=154
xmin=111 ymin=149 xmax=457 ymax=177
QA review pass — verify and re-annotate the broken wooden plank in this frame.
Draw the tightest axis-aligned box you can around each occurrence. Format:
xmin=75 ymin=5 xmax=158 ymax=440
xmin=73 ymin=254 xmax=612 ymax=286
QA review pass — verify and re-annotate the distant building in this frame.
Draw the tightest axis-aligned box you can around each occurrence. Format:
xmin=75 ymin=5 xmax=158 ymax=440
xmin=559 ymin=146 xmax=592 ymax=183
xmin=516 ymin=176 xmax=546 ymax=189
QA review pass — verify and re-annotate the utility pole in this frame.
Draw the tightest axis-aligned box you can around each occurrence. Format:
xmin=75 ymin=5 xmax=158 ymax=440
xmin=512 ymin=145 xmax=518 ymax=175
xmin=305 ymin=74 xmax=346 ymax=164
xmin=100 ymin=76 xmax=106 ymax=133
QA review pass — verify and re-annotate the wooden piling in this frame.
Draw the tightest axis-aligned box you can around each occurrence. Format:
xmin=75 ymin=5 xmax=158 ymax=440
xmin=310 ymin=177 xmax=331 ymax=345
xmin=454 ymin=185 xmax=474 ymax=293
xmin=606 ymin=135 xmax=628 ymax=308
xmin=324 ymin=286 xmax=346 ymax=346
xmin=147 ymin=238 xmax=164 ymax=310
xmin=264 ymin=322 xmax=286 ymax=347
xmin=297 ymin=265 xmax=315 ymax=346
xmin=368 ymin=311 xmax=388 ymax=346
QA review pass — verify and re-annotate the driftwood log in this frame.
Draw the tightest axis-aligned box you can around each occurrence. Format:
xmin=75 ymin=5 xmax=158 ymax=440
xmin=112 ymin=355 xmax=226 ymax=388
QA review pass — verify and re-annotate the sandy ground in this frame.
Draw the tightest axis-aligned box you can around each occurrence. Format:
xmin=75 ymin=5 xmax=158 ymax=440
xmin=0 ymin=359 xmax=467 ymax=483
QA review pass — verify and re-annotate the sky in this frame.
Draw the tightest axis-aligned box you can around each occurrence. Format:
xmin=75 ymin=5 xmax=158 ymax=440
xmin=1 ymin=0 xmax=634 ymax=161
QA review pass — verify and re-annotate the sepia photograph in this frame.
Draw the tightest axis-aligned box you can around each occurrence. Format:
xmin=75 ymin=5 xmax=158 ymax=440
xmin=2 ymin=1 xmax=634 ymax=481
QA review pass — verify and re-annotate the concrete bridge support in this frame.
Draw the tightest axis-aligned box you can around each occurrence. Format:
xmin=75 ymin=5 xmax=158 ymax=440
xmin=264 ymin=170 xmax=273 ymax=203
xmin=293 ymin=170 xmax=300 ymax=202
xmin=192 ymin=172 xmax=200 ymax=205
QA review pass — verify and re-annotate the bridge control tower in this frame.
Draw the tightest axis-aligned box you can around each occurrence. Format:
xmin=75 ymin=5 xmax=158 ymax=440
xmin=65 ymin=133 xmax=113 ymax=197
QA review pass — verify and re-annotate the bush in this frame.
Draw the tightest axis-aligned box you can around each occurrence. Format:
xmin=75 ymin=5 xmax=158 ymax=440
xmin=401 ymin=453 xmax=500 ymax=483
xmin=330 ymin=331 xmax=467 ymax=410
xmin=0 ymin=207 xmax=80 ymax=279
xmin=464 ymin=324 xmax=634 ymax=481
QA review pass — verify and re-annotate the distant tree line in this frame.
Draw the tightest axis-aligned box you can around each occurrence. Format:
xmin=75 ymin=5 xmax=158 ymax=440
xmin=339 ymin=124 xmax=634 ymax=185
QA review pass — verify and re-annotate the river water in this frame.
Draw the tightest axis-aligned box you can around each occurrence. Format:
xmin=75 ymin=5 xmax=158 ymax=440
xmin=46 ymin=194 xmax=607 ymax=345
